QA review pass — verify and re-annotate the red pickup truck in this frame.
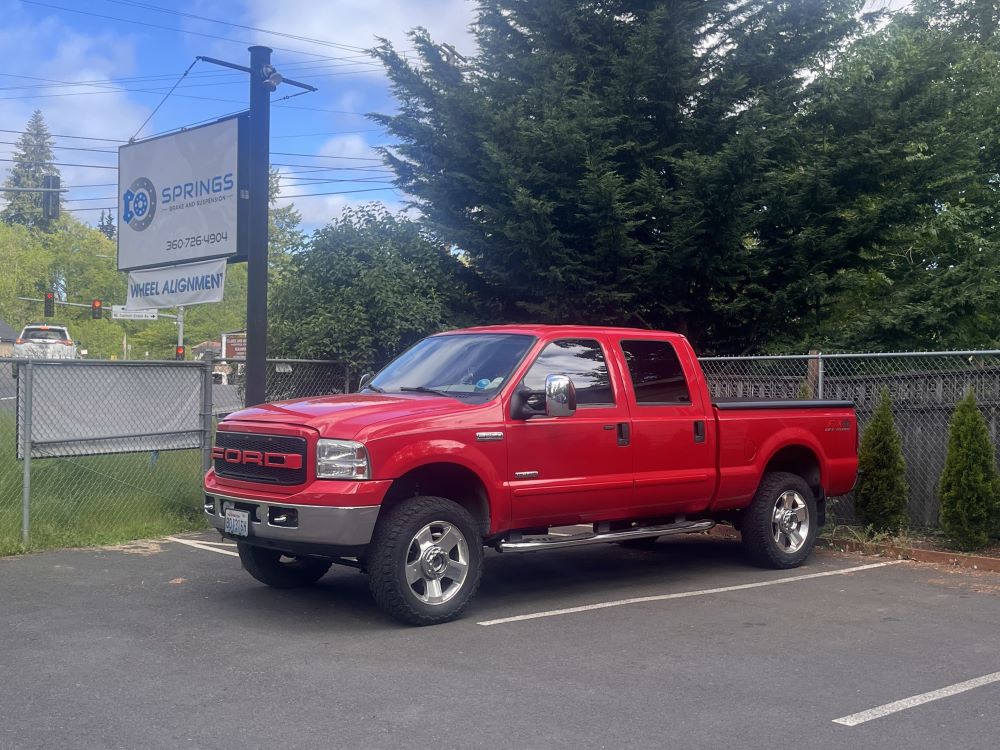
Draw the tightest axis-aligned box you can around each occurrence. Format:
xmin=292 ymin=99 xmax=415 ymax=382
xmin=205 ymin=326 xmax=857 ymax=625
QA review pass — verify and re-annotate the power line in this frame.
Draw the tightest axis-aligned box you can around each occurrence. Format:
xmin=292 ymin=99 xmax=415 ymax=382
xmin=278 ymin=187 xmax=399 ymax=199
xmin=0 ymin=157 xmax=116 ymax=170
xmin=101 ymin=0 xmax=371 ymax=53
xmin=0 ymin=127 xmax=125 ymax=143
xmin=270 ymin=151 xmax=382 ymax=162
xmin=19 ymin=0 xmax=337 ymax=60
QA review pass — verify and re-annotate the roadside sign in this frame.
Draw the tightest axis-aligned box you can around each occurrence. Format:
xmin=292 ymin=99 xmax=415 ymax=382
xmin=112 ymin=305 xmax=159 ymax=320
xmin=117 ymin=114 xmax=248 ymax=272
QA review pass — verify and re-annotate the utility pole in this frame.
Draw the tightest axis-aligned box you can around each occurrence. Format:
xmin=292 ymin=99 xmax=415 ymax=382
xmin=193 ymin=50 xmax=315 ymax=404
xmin=177 ymin=306 xmax=185 ymax=350
xmin=244 ymin=45 xmax=272 ymax=407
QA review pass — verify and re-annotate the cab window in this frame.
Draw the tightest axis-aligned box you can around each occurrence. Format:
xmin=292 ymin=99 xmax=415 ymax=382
xmin=620 ymin=339 xmax=691 ymax=405
xmin=522 ymin=339 xmax=614 ymax=406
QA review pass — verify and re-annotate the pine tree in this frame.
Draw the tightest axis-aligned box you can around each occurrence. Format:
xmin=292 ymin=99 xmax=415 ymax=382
xmin=98 ymin=210 xmax=116 ymax=240
xmin=854 ymin=388 xmax=909 ymax=531
xmin=938 ymin=390 xmax=999 ymax=550
xmin=1 ymin=110 xmax=61 ymax=229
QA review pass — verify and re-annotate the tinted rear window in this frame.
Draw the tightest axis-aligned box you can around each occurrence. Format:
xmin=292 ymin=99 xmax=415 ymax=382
xmin=620 ymin=339 xmax=691 ymax=404
xmin=22 ymin=328 xmax=69 ymax=341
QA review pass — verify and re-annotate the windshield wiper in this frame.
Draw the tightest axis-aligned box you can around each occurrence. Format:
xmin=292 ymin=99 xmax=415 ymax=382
xmin=399 ymin=386 xmax=461 ymax=398
xmin=363 ymin=384 xmax=386 ymax=394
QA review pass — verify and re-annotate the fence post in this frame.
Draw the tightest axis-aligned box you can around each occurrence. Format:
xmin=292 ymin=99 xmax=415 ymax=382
xmin=817 ymin=352 xmax=824 ymax=399
xmin=20 ymin=360 xmax=33 ymax=545
xmin=201 ymin=354 xmax=214 ymax=474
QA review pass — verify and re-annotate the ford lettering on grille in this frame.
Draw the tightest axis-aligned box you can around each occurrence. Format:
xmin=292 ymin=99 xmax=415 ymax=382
xmin=213 ymin=432 xmax=307 ymax=485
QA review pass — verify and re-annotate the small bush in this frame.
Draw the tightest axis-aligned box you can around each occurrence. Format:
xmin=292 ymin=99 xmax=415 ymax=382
xmin=854 ymin=388 xmax=908 ymax=531
xmin=938 ymin=390 xmax=999 ymax=551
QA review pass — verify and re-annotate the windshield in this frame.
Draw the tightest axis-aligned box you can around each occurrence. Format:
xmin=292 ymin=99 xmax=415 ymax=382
xmin=368 ymin=333 xmax=534 ymax=401
xmin=21 ymin=328 xmax=69 ymax=341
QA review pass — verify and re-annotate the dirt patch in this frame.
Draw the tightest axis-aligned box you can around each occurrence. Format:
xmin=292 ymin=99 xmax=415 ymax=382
xmin=103 ymin=540 xmax=164 ymax=556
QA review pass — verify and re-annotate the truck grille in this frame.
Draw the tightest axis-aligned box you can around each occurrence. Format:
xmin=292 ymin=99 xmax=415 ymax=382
xmin=213 ymin=432 xmax=308 ymax=486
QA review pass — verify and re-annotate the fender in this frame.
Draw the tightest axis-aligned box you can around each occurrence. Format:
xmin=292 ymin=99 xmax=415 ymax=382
xmin=373 ymin=438 xmax=509 ymax=531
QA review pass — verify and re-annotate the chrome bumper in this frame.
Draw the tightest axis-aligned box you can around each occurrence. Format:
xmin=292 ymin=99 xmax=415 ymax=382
xmin=204 ymin=493 xmax=380 ymax=547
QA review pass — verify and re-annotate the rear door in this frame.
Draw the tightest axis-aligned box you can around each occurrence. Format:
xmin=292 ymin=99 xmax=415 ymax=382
xmin=505 ymin=337 xmax=633 ymax=526
xmin=615 ymin=337 xmax=716 ymax=515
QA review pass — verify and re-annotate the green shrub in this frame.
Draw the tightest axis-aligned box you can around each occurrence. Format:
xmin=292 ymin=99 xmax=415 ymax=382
xmin=938 ymin=390 xmax=999 ymax=550
xmin=854 ymin=388 xmax=908 ymax=531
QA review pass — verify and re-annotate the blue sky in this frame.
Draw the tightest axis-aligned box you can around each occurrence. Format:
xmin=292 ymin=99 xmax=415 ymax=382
xmin=0 ymin=0 xmax=909 ymax=233
xmin=0 ymin=0 xmax=478 ymax=230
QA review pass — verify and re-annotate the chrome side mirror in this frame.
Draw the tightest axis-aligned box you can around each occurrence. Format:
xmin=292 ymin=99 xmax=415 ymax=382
xmin=544 ymin=374 xmax=576 ymax=417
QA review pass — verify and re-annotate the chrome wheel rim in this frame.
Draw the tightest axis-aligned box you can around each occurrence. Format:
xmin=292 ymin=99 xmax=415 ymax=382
xmin=404 ymin=521 xmax=469 ymax=605
xmin=772 ymin=490 xmax=810 ymax=553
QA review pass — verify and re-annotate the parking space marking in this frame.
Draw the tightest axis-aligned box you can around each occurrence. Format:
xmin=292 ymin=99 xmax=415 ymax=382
xmin=477 ymin=560 xmax=904 ymax=626
xmin=833 ymin=671 xmax=1000 ymax=727
xmin=167 ymin=536 xmax=239 ymax=557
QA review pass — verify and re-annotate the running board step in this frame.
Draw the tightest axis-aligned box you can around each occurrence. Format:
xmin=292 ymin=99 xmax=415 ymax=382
xmin=497 ymin=519 xmax=715 ymax=552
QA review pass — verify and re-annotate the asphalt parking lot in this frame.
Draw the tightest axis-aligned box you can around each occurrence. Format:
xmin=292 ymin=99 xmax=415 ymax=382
xmin=1 ymin=532 xmax=997 ymax=750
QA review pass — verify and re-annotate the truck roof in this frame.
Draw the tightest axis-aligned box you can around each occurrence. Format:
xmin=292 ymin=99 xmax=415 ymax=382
xmin=439 ymin=324 xmax=685 ymax=338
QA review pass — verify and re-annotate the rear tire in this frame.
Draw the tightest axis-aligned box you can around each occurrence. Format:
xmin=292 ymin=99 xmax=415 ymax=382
xmin=368 ymin=496 xmax=483 ymax=626
xmin=740 ymin=472 xmax=817 ymax=569
xmin=237 ymin=543 xmax=332 ymax=588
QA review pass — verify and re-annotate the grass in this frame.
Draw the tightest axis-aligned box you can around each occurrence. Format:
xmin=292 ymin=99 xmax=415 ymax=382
xmin=0 ymin=413 xmax=207 ymax=556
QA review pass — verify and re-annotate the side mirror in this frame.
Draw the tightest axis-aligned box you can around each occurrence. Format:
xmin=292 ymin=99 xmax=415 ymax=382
xmin=545 ymin=374 xmax=576 ymax=418
xmin=358 ymin=372 xmax=373 ymax=391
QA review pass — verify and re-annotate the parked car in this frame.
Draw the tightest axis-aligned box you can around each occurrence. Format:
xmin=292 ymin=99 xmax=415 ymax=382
xmin=13 ymin=324 xmax=77 ymax=359
xmin=205 ymin=325 xmax=858 ymax=625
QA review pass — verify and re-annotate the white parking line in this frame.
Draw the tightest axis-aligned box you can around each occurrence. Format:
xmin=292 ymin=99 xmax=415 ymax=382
xmin=477 ymin=560 xmax=904 ymax=626
xmin=833 ymin=671 xmax=1000 ymax=727
xmin=167 ymin=536 xmax=239 ymax=557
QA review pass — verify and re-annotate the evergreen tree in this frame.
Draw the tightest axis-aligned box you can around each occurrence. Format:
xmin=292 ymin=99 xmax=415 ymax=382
xmin=373 ymin=1 xmax=866 ymax=352
xmin=1 ymin=110 xmax=61 ymax=230
xmin=98 ymin=210 xmax=116 ymax=240
xmin=938 ymin=390 xmax=999 ymax=550
xmin=854 ymin=389 xmax=908 ymax=531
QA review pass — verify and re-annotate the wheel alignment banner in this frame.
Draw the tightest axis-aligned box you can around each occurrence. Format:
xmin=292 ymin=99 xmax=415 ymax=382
xmin=125 ymin=257 xmax=226 ymax=310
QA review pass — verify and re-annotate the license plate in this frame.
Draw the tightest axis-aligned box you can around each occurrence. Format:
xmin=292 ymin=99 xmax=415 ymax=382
xmin=224 ymin=508 xmax=250 ymax=537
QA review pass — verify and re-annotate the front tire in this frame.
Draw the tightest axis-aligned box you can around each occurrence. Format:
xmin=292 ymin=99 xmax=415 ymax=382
xmin=237 ymin=543 xmax=332 ymax=588
xmin=368 ymin=496 xmax=484 ymax=626
xmin=740 ymin=472 xmax=817 ymax=569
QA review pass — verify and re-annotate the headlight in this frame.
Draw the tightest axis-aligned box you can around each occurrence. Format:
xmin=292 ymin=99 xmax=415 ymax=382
xmin=316 ymin=439 xmax=370 ymax=480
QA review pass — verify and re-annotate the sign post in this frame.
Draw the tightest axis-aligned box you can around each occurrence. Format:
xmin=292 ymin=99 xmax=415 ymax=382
xmin=244 ymin=45 xmax=272 ymax=408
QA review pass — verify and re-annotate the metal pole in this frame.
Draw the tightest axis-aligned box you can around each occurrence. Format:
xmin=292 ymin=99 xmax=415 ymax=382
xmin=177 ymin=306 xmax=185 ymax=349
xmin=244 ymin=45 xmax=272 ymax=407
xmin=201 ymin=354 xmax=215 ymax=474
xmin=817 ymin=352 xmax=825 ymax=399
xmin=21 ymin=361 xmax=33 ymax=545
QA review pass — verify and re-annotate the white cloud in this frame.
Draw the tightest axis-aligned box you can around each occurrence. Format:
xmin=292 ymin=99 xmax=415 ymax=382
xmin=243 ymin=0 xmax=478 ymax=59
xmin=0 ymin=4 xmax=148 ymax=217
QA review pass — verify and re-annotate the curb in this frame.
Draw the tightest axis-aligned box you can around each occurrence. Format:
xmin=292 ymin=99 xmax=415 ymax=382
xmin=817 ymin=537 xmax=1000 ymax=573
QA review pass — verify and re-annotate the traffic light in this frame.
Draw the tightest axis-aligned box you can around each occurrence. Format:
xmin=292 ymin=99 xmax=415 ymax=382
xmin=42 ymin=174 xmax=60 ymax=221
xmin=91 ymin=299 xmax=103 ymax=319
xmin=175 ymin=345 xmax=186 ymax=360
xmin=44 ymin=291 xmax=54 ymax=317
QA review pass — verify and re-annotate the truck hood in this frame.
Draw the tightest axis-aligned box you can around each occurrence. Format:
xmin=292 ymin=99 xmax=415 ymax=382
xmin=221 ymin=393 xmax=471 ymax=436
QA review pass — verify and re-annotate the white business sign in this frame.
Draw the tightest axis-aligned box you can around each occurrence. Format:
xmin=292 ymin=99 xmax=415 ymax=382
xmin=112 ymin=305 xmax=158 ymax=320
xmin=126 ymin=258 xmax=227 ymax=309
xmin=117 ymin=115 xmax=247 ymax=272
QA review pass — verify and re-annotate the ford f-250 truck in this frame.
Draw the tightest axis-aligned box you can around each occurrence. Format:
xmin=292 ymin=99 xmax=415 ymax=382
xmin=205 ymin=326 xmax=857 ymax=625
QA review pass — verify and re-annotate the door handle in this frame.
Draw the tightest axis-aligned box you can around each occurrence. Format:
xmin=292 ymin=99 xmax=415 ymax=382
xmin=617 ymin=422 xmax=630 ymax=447
xmin=693 ymin=420 xmax=706 ymax=443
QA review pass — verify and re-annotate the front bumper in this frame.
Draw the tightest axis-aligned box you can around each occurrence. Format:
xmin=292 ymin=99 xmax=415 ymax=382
xmin=205 ymin=492 xmax=381 ymax=549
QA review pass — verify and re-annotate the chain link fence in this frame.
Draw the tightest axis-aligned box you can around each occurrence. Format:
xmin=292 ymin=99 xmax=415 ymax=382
xmin=210 ymin=358 xmax=351 ymax=415
xmin=700 ymin=350 xmax=1000 ymax=528
xmin=0 ymin=357 xmax=349 ymax=554
xmin=2 ymin=349 xmax=995 ymax=554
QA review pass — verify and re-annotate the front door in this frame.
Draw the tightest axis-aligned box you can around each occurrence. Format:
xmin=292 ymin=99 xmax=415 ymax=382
xmin=505 ymin=338 xmax=633 ymax=527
